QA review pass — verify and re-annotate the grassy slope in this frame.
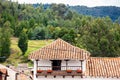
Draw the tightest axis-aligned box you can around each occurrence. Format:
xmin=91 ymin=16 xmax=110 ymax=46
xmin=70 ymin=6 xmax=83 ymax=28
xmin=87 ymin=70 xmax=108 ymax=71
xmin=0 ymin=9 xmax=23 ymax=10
xmin=3 ymin=37 xmax=53 ymax=66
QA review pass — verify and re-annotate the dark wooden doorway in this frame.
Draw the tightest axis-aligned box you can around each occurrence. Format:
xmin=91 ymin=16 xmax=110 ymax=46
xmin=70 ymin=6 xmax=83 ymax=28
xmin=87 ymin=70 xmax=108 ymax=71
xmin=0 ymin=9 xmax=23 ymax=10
xmin=52 ymin=60 xmax=61 ymax=70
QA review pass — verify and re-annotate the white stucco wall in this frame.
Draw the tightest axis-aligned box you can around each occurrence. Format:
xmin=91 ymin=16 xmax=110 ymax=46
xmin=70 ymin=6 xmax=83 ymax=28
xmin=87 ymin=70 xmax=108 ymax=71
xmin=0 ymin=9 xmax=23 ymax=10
xmin=61 ymin=60 xmax=85 ymax=70
xmin=38 ymin=60 xmax=86 ymax=72
xmin=35 ymin=60 xmax=120 ymax=80
xmin=36 ymin=76 xmax=119 ymax=80
xmin=38 ymin=60 xmax=52 ymax=70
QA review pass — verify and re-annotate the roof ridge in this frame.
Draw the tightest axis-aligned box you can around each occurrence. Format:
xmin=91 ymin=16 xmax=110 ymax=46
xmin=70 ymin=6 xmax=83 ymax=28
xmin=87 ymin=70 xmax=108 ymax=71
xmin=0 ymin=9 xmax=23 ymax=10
xmin=30 ymin=38 xmax=75 ymax=54
xmin=29 ymin=38 xmax=90 ymax=60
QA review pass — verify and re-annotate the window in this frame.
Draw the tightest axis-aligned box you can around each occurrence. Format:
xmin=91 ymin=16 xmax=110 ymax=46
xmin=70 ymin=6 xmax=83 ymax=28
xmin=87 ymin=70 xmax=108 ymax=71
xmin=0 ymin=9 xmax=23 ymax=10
xmin=52 ymin=60 xmax=61 ymax=70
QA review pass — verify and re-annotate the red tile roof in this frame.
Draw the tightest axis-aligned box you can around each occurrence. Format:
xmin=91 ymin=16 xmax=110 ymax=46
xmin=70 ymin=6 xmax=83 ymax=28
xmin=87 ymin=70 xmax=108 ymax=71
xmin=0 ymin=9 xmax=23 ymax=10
xmin=17 ymin=73 xmax=28 ymax=80
xmin=86 ymin=57 xmax=120 ymax=78
xmin=0 ymin=68 xmax=7 ymax=75
xmin=29 ymin=38 xmax=90 ymax=60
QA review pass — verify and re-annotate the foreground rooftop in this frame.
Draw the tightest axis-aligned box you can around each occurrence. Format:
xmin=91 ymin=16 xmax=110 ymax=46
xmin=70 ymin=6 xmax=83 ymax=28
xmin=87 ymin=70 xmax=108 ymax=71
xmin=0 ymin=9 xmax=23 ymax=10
xmin=29 ymin=38 xmax=90 ymax=60
xmin=29 ymin=38 xmax=120 ymax=79
xmin=86 ymin=57 xmax=120 ymax=78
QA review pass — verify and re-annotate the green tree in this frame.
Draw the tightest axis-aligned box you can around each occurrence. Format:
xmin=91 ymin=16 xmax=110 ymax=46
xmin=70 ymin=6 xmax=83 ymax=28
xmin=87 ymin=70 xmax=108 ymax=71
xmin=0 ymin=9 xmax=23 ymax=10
xmin=18 ymin=29 xmax=28 ymax=55
xmin=0 ymin=21 xmax=12 ymax=60
xmin=62 ymin=29 xmax=77 ymax=45
xmin=29 ymin=18 xmax=35 ymax=27
xmin=77 ymin=17 xmax=120 ymax=57
xmin=50 ymin=3 xmax=68 ymax=19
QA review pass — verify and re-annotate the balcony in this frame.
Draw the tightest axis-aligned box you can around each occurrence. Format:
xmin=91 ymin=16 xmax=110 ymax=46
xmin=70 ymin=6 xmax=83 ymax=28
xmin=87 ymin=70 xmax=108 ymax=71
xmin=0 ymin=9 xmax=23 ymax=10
xmin=36 ymin=66 xmax=83 ymax=78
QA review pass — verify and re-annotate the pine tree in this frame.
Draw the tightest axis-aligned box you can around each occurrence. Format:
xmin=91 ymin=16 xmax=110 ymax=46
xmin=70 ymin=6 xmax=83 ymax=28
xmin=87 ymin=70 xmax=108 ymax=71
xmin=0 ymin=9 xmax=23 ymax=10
xmin=18 ymin=29 xmax=28 ymax=55
xmin=1 ymin=21 xmax=11 ymax=55
xmin=0 ymin=21 xmax=12 ymax=61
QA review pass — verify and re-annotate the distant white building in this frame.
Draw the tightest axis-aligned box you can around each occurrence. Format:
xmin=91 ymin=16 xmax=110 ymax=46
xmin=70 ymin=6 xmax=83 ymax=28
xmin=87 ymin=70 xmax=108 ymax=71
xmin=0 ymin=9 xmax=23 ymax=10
xmin=29 ymin=38 xmax=120 ymax=80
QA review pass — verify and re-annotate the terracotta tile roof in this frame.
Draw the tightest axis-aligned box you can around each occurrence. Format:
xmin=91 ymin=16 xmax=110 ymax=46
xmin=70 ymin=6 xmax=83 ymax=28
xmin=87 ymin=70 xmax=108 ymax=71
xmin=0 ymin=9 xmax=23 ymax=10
xmin=29 ymin=38 xmax=90 ymax=60
xmin=0 ymin=68 xmax=7 ymax=75
xmin=17 ymin=73 xmax=28 ymax=80
xmin=86 ymin=57 xmax=120 ymax=78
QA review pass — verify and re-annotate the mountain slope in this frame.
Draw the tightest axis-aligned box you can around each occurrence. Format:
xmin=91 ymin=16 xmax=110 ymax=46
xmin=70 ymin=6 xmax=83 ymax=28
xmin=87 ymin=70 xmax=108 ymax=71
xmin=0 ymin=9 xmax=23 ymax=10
xmin=70 ymin=6 xmax=120 ymax=21
xmin=33 ymin=4 xmax=120 ymax=21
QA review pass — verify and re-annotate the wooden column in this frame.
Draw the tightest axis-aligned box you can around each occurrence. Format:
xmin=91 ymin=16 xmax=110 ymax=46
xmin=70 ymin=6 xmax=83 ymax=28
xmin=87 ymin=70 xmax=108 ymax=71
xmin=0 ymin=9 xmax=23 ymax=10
xmin=15 ymin=73 xmax=19 ymax=80
xmin=65 ymin=60 xmax=68 ymax=70
xmin=80 ymin=60 xmax=82 ymax=70
xmin=36 ymin=60 xmax=38 ymax=70
xmin=80 ymin=60 xmax=83 ymax=78
xmin=33 ymin=60 xmax=37 ymax=80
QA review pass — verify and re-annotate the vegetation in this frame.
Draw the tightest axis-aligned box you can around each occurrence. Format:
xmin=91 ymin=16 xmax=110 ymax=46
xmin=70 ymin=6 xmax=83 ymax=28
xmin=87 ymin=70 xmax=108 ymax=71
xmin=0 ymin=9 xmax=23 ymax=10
xmin=33 ymin=4 xmax=120 ymax=22
xmin=0 ymin=0 xmax=120 ymax=63
xmin=70 ymin=6 xmax=120 ymax=21
xmin=0 ymin=21 xmax=12 ymax=61
xmin=18 ymin=30 xmax=28 ymax=55
xmin=2 ymin=38 xmax=53 ymax=66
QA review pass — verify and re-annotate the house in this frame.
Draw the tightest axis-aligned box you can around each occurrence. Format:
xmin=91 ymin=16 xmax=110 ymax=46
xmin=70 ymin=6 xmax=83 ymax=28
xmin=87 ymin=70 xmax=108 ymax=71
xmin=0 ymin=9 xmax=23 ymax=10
xmin=0 ymin=64 xmax=17 ymax=80
xmin=0 ymin=68 xmax=7 ymax=80
xmin=29 ymin=38 xmax=120 ymax=80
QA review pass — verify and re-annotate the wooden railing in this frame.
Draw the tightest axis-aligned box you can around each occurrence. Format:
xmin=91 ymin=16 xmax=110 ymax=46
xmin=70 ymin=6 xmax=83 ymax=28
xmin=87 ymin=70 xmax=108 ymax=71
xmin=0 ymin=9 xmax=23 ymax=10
xmin=36 ymin=66 xmax=83 ymax=78
xmin=36 ymin=67 xmax=83 ymax=78
xmin=37 ymin=66 xmax=82 ymax=70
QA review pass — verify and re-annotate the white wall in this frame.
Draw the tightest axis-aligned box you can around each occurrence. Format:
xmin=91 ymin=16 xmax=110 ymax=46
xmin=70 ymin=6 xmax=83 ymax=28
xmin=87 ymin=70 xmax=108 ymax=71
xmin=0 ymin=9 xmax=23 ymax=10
xmin=38 ymin=60 xmax=52 ymax=70
xmin=61 ymin=60 xmax=82 ymax=70
xmin=38 ymin=60 xmax=86 ymax=72
xmin=36 ymin=76 xmax=120 ymax=80
xmin=36 ymin=60 xmax=120 ymax=80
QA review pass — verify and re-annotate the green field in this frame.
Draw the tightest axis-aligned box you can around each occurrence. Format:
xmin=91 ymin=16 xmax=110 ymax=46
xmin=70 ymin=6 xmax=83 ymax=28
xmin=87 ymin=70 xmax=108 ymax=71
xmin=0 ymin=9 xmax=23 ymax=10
xmin=3 ymin=37 xmax=53 ymax=66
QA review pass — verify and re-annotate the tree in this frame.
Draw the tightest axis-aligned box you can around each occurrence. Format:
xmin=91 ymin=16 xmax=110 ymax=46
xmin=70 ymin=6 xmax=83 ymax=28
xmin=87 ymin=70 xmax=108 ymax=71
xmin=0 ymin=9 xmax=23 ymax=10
xmin=77 ymin=17 xmax=120 ymax=57
xmin=62 ymin=29 xmax=77 ymax=45
xmin=0 ymin=21 xmax=12 ymax=61
xmin=18 ymin=29 xmax=28 ymax=55
xmin=29 ymin=18 xmax=35 ymax=27
xmin=50 ymin=3 xmax=68 ymax=19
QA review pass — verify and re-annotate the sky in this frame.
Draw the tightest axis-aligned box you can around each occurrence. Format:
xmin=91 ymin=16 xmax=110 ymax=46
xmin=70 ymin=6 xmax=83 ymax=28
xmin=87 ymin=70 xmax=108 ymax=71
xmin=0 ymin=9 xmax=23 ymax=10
xmin=12 ymin=0 xmax=120 ymax=7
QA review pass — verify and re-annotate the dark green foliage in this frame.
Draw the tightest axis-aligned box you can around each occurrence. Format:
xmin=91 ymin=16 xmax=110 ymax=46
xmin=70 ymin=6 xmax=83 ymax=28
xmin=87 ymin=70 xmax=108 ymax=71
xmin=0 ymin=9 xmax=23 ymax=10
xmin=29 ymin=18 xmax=35 ymax=27
xmin=52 ymin=28 xmax=77 ymax=45
xmin=28 ymin=27 xmax=46 ymax=40
xmin=33 ymin=4 xmax=120 ymax=21
xmin=18 ymin=30 xmax=28 ymax=55
xmin=50 ymin=3 xmax=68 ymax=19
xmin=76 ymin=17 xmax=120 ymax=57
xmin=62 ymin=29 xmax=77 ymax=45
xmin=0 ymin=0 xmax=120 ymax=57
xmin=0 ymin=21 xmax=12 ymax=61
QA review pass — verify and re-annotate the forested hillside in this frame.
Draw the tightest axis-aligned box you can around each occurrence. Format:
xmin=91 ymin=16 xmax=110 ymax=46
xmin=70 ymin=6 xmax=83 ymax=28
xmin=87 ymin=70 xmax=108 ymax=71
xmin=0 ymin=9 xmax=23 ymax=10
xmin=70 ymin=6 xmax=120 ymax=21
xmin=33 ymin=4 xmax=120 ymax=21
xmin=0 ymin=0 xmax=120 ymax=62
